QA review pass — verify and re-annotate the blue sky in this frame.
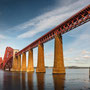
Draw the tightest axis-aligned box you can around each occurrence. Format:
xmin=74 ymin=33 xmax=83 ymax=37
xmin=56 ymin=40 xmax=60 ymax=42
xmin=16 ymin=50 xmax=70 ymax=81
xmin=0 ymin=0 xmax=90 ymax=67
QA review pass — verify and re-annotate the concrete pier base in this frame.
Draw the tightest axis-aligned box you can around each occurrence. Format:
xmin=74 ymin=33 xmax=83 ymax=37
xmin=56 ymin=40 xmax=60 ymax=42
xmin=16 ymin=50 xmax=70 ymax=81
xmin=21 ymin=52 xmax=27 ymax=71
xmin=53 ymin=34 xmax=65 ymax=74
xmin=36 ymin=44 xmax=46 ymax=73
xmin=27 ymin=49 xmax=34 ymax=72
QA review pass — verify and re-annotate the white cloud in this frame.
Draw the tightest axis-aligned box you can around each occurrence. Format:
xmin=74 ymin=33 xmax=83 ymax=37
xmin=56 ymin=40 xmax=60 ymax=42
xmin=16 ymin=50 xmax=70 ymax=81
xmin=63 ymin=23 xmax=90 ymax=67
xmin=64 ymin=48 xmax=90 ymax=67
xmin=81 ymin=50 xmax=90 ymax=55
xmin=83 ymin=55 xmax=90 ymax=59
xmin=11 ymin=0 xmax=89 ymax=38
xmin=0 ymin=34 xmax=6 ymax=39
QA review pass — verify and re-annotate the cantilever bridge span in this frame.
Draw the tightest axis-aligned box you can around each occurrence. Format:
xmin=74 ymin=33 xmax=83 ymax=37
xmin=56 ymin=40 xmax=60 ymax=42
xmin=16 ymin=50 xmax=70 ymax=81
xmin=0 ymin=5 xmax=90 ymax=73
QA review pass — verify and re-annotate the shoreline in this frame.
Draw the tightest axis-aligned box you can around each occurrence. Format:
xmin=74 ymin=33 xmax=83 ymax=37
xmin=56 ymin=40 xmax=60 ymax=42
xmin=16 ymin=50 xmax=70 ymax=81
xmin=34 ymin=67 xmax=90 ymax=69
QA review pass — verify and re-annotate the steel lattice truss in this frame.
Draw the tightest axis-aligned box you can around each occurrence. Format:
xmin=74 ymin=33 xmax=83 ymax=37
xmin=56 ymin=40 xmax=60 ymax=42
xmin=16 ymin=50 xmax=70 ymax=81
xmin=0 ymin=47 xmax=13 ymax=70
xmin=16 ymin=5 xmax=90 ymax=56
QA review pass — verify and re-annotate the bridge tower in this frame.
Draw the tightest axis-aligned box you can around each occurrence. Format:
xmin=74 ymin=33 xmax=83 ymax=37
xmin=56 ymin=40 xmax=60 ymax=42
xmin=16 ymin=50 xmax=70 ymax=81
xmin=27 ymin=49 xmax=34 ymax=72
xmin=53 ymin=34 xmax=65 ymax=74
xmin=36 ymin=44 xmax=46 ymax=73
xmin=11 ymin=49 xmax=19 ymax=71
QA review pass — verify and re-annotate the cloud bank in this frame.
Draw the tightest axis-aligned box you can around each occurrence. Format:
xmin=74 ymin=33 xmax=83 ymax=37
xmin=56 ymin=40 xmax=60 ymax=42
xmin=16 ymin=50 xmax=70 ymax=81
xmin=7 ymin=0 xmax=89 ymax=39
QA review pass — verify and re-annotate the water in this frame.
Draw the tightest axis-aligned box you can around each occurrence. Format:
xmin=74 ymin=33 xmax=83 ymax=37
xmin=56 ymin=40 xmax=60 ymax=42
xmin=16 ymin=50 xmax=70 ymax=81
xmin=0 ymin=68 xmax=90 ymax=90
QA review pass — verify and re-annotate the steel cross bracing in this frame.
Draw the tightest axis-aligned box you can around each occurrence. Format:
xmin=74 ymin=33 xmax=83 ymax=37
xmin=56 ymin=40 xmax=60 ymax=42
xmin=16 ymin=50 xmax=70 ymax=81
xmin=15 ymin=5 xmax=90 ymax=56
xmin=1 ymin=47 xmax=13 ymax=70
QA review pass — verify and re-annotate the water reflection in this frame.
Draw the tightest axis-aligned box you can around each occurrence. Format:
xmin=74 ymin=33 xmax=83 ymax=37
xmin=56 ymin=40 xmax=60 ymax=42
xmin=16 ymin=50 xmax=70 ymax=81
xmin=1 ymin=69 xmax=90 ymax=90
xmin=2 ymin=71 xmax=65 ymax=90
xmin=27 ymin=72 xmax=34 ymax=90
xmin=53 ymin=74 xmax=65 ymax=90
xmin=3 ymin=72 xmax=21 ymax=90
xmin=36 ymin=73 xmax=45 ymax=90
xmin=21 ymin=72 xmax=26 ymax=90
xmin=12 ymin=72 xmax=21 ymax=90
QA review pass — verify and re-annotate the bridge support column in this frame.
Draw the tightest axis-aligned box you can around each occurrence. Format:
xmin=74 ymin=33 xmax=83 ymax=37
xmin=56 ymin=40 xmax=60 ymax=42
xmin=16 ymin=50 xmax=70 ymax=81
xmin=27 ymin=49 xmax=34 ymax=72
xmin=11 ymin=56 xmax=18 ymax=71
xmin=53 ymin=34 xmax=65 ymax=74
xmin=36 ymin=44 xmax=46 ymax=73
xmin=21 ymin=52 xmax=26 ymax=71
xmin=11 ymin=49 xmax=19 ymax=71
xmin=17 ymin=55 xmax=21 ymax=71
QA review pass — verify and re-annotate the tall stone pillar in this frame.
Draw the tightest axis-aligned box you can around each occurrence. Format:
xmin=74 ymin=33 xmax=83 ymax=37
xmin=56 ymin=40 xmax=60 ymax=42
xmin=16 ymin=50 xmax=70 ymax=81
xmin=36 ymin=44 xmax=46 ymax=73
xmin=21 ymin=52 xmax=26 ymax=71
xmin=17 ymin=55 xmax=21 ymax=71
xmin=27 ymin=49 xmax=34 ymax=72
xmin=53 ymin=34 xmax=65 ymax=74
xmin=11 ymin=49 xmax=19 ymax=71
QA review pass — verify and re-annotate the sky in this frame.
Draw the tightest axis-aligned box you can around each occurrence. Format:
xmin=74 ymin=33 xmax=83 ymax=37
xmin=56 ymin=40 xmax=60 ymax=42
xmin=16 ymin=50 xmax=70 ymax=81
xmin=0 ymin=0 xmax=90 ymax=67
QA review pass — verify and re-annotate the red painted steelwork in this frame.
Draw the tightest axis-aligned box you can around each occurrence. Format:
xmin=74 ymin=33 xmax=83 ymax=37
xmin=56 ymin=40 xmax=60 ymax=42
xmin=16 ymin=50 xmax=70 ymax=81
xmin=1 ymin=47 xmax=13 ymax=70
xmin=16 ymin=5 xmax=90 ymax=56
xmin=0 ymin=57 xmax=2 ymax=69
xmin=0 ymin=57 xmax=2 ymax=62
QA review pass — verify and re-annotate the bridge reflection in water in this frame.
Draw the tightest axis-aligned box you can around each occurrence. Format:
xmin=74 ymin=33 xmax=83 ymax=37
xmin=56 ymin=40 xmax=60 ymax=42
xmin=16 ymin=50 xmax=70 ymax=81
xmin=2 ymin=70 xmax=65 ymax=90
xmin=1 ymin=68 xmax=90 ymax=90
xmin=53 ymin=74 xmax=65 ymax=90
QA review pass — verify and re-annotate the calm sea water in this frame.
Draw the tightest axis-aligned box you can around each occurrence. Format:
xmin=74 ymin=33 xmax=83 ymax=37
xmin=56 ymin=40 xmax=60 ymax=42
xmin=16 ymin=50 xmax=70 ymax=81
xmin=0 ymin=68 xmax=90 ymax=90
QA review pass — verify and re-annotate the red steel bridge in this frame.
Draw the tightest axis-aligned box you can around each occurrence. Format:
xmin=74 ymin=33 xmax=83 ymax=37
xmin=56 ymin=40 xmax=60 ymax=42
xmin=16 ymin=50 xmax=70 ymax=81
xmin=0 ymin=5 xmax=90 ymax=73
